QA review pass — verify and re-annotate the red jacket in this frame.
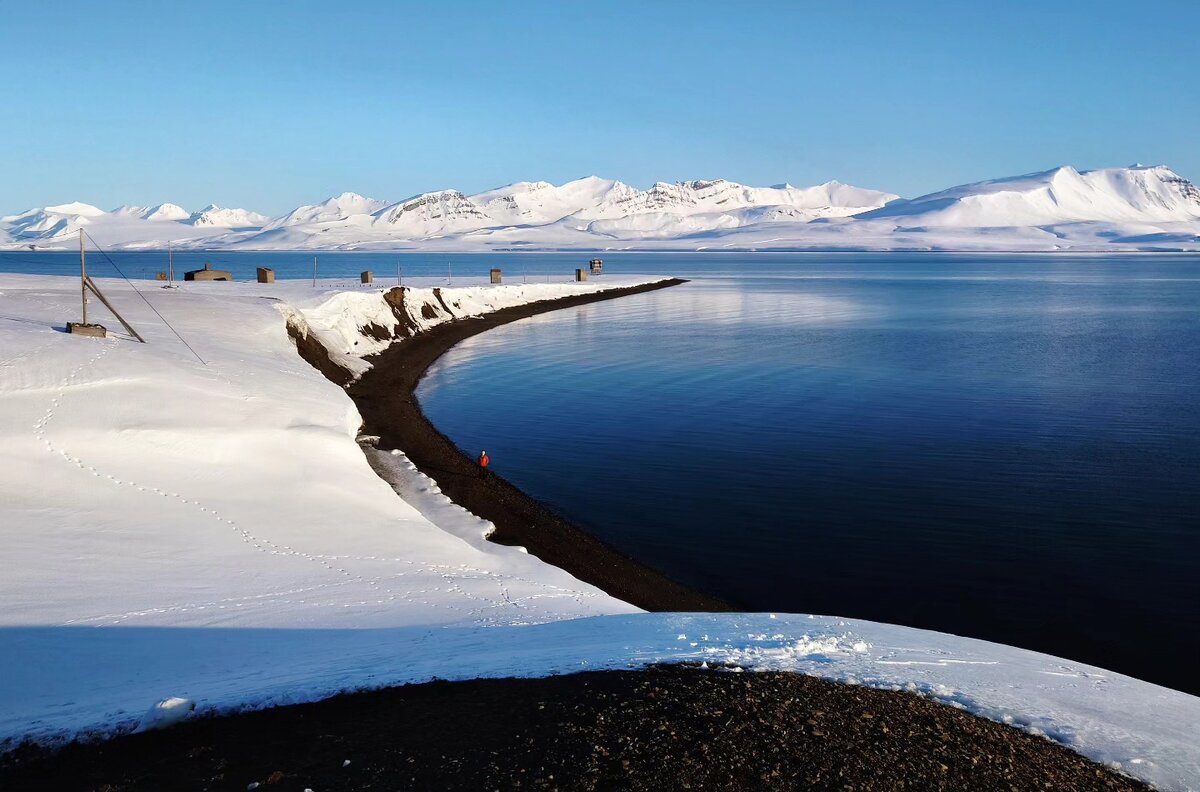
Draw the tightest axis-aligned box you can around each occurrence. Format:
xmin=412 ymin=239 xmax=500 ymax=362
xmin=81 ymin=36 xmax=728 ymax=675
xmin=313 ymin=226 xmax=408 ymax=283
xmin=478 ymin=452 xmax=490 ymax=468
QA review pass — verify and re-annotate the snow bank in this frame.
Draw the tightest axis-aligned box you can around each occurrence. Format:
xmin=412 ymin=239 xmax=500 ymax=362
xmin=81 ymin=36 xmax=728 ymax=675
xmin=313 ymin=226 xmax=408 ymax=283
xmin=282 ymin=278 xmax=669 ymax=380
xmin=0 ymin=272 xmax=640 ymax=697
xmin=1 ymin=274 xmax=1197 ymax=791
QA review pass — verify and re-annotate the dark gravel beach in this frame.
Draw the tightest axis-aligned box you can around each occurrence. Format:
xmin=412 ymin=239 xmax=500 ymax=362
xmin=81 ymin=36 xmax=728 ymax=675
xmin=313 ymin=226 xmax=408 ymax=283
xmin=1 ymin=665 xmax=1148 ymax=792
xmin=344 ymin=277 xmax=732 ymax=612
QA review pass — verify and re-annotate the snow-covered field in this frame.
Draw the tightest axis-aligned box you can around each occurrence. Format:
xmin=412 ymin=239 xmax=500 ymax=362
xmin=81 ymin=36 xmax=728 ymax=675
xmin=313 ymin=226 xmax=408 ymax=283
xmin=1 ymin=274 xmax=1197 ymax=791
xmin=4 ymin=165 xmax=1199 ymax=253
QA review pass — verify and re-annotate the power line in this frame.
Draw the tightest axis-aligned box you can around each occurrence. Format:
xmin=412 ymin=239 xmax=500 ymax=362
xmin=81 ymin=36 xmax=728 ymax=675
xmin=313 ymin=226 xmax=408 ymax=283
xmin=81 ymin=231 xmax=208 ymax=366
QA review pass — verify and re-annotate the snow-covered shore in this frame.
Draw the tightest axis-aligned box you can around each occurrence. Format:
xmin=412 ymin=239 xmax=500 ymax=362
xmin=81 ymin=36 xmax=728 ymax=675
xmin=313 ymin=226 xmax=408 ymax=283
xmin=1 ymin=274 xmax=1197 ymax=791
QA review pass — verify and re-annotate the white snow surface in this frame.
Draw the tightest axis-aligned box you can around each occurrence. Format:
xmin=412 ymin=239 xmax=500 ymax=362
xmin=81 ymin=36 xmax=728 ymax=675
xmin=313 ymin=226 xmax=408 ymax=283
xmin=0 ymin=274 xmax=1198 ymax=790
xmin=4 ymin=165 xmax=1200 ymax=251
xmin=188 ymin=204 xmax=271 ymax=229
xmin=113 ymin=203 xmax=192 ymax=223
xmin=284 ymin=278 xmax=644 ymax=380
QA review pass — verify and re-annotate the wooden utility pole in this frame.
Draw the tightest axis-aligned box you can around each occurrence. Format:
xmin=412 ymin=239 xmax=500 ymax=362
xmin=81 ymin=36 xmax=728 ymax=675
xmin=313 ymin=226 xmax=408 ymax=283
xmin=80 ymin=229 xmax=88 ymax=324
xmin=313 ymin=255 xmax=318 ymax=288
xmin=83 ymin=276 xmax=145 ymax=342
xmin=68 ymin=229 xmax=145 ymax=342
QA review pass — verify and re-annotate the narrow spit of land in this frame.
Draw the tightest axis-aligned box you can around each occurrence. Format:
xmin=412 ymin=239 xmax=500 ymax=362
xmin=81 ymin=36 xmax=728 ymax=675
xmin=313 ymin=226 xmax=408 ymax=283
xmin=0 ymin=666 xmax=1149 ymax=792
xmin=347 ymin=277 xmax=732 ymax=612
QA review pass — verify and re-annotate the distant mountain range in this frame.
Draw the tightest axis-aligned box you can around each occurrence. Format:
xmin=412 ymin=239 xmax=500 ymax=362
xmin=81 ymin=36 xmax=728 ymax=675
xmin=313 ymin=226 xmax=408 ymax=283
xmin=4 ymin=165 xmax=1199 ymax=252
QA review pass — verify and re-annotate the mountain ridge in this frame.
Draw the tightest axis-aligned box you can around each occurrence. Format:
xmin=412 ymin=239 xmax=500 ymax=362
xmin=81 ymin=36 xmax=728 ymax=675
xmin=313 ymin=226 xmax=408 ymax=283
xmin=3 ymin=165 xmax=1198 ymax=252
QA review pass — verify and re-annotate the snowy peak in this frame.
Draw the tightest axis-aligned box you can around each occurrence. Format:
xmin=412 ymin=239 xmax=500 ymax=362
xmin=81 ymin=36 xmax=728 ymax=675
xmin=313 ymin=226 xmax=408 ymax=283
xmin=145 ymin=203 xmax=192 ymax=222
xmin=626 ymin=179 xmax=740 ymax=211
xmin=1 ymin=202 xmax=109 ymax=241
xmin=470 ymin=176 xmax=639 ymax=224
xmin=42 ymin=201 xmax=106 ymax=217
xmin=322 ymin=191 xmax=388 ymax=215
xmin=861 ymin=164 xmax=1200 ymax=226
xmin=376 ymin=190 xmax=489 ymax=235
xmin=1092 ymin=165 xmax=1200 ymax=215
xmin=113 ymin=203 xmax=191 ymax=222
xmin=189 ymin=205 xmax=270 ymax=228
xmin=267 ymin=192 xmax=388 ymax=229
xmin=467 ymin=176 xmax=893 ymax=229
xmin=590 ymin=179 xmax=897 ymax=229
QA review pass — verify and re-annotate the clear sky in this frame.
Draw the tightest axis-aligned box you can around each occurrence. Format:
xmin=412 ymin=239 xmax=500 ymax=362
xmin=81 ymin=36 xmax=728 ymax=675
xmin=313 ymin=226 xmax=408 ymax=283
xmin=2 ymin=0 xmax=1196 ymax=215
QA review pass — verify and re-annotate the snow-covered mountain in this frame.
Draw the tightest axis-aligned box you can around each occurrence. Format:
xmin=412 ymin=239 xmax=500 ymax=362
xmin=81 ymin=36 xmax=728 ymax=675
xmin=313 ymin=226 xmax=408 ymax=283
xmin=114 ymin=203 xmax=191 ymax=222
xmin=471 ymin=176 xmax=640 ymax=225
xmin=111 ymin=202 xmax=268 ymax=227
xmin=376 ymin=189 xmax=491 ymax=236
xmin=2 ymin=201 xmax=110 ymax=242
xmin=265 ymin=192 xmax=389 ymax=229
xmin=189 ymin=204 xmax=271 ymax=228
xmin=3 ymin=165 xmax=1199 ymax=252
xmin=0 ymin=200 xmax=268 ymax=247
xmin=856 ymin=165 xmax=1200 ymax=227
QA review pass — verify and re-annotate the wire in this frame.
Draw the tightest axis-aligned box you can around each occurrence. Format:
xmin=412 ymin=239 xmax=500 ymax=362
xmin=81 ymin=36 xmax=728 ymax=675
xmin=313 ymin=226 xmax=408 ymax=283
xmin=82 ymin=231 xmax=208 ymax=365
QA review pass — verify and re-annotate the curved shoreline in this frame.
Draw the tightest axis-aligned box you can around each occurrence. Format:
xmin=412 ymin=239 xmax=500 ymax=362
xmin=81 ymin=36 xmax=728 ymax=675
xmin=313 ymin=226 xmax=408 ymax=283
xmin=346 ymin=278 xmax=734 ymax=612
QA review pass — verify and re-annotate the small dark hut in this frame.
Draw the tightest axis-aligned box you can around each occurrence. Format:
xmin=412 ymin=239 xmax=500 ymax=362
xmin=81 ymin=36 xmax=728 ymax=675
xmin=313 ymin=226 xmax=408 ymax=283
xmin=184 ymin=262 xmax=233 ymax=281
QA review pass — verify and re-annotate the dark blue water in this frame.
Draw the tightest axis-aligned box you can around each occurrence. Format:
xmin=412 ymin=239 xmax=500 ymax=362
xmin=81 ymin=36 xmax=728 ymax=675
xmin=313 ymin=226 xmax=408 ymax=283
xmin=414 ymin=254 xmax=1200 ymax=694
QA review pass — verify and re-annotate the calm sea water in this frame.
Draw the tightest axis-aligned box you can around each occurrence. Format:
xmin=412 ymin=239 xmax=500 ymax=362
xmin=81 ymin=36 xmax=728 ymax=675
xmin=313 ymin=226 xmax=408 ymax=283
xmin=6 ymin=250 xmax=1198 ymax=693
xmin=414 ymin=254 xmax=1200 ymax=694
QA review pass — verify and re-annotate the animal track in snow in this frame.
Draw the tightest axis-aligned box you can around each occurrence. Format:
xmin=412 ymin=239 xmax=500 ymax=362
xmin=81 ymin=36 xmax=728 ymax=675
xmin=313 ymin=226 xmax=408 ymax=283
xmin=27 ymin=327 xmax=595 ymax=628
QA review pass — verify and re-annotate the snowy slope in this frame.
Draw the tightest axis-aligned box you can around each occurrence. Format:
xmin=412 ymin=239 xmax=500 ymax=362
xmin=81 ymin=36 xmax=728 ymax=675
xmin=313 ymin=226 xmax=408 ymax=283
xmin=0 ymin=275 xmax=645 ymax=632
xmin=264 ymin=192 xmax=389 ymax=229
xmin=471 ymin=176 xmax=641 ymax=225
xmin=2 ymin=201 xmax=108 ymax=240
xmin=599 ymin=178 xmax=896 ymax=220
xmin=0 ymin=202 xmax=207 ymax=249
xmin=858 ymin=164 xmax=1200 ymax=226
xmin=374 ymin=189 xmax=492 ymax=236
xmin=3 ymin=166 xmax=1200 ymax=251
xmin=188 ymin=204 xmax=270 ymax=228
xmin=363 ymin=178 xmax=897 ymax=242
xmin=113 ymin=203 xmax=191 ymax=222
xmin=1 ymin=275 xmax=1198 ymax=791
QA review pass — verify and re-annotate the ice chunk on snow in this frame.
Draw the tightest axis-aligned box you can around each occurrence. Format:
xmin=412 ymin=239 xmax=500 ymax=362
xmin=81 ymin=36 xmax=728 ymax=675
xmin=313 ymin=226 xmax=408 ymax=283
xmin=136 ymin=696 xmax=195 ymax=731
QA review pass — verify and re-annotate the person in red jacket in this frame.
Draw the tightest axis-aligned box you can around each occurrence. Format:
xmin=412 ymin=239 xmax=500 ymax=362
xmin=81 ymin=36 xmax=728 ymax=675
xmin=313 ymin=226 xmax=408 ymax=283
xmin=478 ymin=450 xmax=490 ymax=477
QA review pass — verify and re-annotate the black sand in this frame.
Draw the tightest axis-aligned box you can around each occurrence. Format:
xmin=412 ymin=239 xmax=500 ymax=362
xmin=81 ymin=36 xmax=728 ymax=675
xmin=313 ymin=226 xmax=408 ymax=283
xmin=0 ymin=666 xmax=1148 ymax=792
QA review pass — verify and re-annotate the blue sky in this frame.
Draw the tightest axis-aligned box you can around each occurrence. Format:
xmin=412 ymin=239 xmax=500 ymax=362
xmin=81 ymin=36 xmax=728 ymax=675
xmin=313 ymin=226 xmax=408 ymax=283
xmin=1 ymin=0 xmax=1196 ymax=215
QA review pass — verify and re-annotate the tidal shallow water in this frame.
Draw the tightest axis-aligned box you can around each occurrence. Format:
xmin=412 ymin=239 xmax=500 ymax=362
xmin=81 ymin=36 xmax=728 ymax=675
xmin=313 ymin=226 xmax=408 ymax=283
xmin=416 ymin=254 xmax=1200 ymax=694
